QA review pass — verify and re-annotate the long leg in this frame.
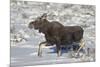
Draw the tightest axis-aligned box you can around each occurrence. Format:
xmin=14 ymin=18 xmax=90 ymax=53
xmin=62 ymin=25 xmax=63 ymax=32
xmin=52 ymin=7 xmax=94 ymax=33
xmin=56 ymin=44 xmax=61 ymax=57
xmin=38 ymin=41 xmax=47 ymax=57
xmin=55 ymin=37 xmax=61 ymax=57
xmin=76 ymin=39 xmax=85 ymax=54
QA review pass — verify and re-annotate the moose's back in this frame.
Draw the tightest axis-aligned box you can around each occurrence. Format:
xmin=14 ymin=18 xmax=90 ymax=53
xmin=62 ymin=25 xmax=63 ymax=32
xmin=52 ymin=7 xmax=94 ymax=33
xmin=63 ymin=26 xmax=84 ymax=42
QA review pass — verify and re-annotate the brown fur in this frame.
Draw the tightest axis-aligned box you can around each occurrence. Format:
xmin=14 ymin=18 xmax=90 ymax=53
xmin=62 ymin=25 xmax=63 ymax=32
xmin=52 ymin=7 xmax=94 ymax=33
xmin=28 ymin=14 xmax=84 ymax=56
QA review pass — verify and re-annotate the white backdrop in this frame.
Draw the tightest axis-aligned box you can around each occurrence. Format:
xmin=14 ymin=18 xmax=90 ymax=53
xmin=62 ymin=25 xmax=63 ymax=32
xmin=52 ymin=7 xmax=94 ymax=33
xmin=0 ymin=0 xmax=98 ymax=67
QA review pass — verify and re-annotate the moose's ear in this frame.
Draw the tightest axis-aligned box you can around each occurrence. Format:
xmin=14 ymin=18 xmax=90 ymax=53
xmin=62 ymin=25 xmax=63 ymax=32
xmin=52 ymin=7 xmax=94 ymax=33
xmin=36 ymin=17 xmax=41 ymax=21
xmin=41 ymin=13 xmax=47 ymax=19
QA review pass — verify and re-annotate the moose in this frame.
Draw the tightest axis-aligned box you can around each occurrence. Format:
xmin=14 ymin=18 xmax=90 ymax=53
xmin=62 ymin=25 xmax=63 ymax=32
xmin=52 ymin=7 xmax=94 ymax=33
xmin=28 ymin=13 xmax=85 ymax=57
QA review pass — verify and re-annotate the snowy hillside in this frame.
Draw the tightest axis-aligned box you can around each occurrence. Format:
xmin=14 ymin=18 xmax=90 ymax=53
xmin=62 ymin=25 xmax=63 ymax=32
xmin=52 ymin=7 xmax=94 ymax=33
xmin=10 ymin=1 xmax=95 ymax=67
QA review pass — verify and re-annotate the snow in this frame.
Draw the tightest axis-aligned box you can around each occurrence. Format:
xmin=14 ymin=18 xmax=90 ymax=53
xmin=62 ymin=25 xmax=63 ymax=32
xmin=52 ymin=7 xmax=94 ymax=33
xmin=10 ymin=1 xmax=95 ymax=66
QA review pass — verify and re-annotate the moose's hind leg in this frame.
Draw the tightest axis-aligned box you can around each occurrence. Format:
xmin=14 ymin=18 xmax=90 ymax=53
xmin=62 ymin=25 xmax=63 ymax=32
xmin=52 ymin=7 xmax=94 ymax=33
xmin=76 ymin=39 xmax=85 ymax=55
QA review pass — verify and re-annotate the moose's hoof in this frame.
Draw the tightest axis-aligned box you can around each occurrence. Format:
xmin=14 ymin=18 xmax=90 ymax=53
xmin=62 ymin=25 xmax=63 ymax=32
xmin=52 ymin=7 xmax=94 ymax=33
xmin=57 ymin=54 xmax=61 ymax=57
xmin=38 ymin=53 xmax=42 ymax=57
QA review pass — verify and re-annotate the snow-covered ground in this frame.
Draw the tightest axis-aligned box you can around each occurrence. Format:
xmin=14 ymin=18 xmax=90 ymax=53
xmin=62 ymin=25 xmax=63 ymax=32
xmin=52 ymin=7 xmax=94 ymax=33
xmin=10 ymin=1 xmax=95 ymax=67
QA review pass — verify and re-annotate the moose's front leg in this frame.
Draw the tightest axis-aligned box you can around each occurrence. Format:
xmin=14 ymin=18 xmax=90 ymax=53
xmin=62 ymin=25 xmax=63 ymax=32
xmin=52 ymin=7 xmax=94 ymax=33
xmin=56 ymin=44 xmax=61 ymax=57
xmin=55 ymin=36 xmax=62 ymax=57
xmin=38 ymin=41 xmax=48 ymax=57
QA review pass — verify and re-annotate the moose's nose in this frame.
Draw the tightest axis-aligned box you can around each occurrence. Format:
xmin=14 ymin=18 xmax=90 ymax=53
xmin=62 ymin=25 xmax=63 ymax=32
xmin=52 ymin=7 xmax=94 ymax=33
xmin=28 ymin=24 xmax=33 ymax=29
